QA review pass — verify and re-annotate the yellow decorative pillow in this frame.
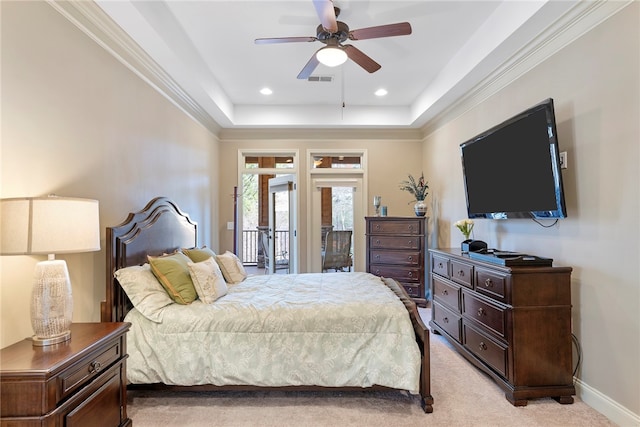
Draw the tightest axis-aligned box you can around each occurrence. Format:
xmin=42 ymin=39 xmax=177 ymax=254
xmin=215 ymin=251 xmax=248 ymax=284
xmin=188 ymin=257 xmax=228 ymax=304
xmin=148 ymin=252 xmax=197 ymax=304
xmin=182 ymin=246 xmax=217 ymax=263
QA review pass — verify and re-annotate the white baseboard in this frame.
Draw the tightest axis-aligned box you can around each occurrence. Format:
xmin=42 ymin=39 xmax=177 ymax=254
xmin=575 ymin=378 xmax=640 ymax=426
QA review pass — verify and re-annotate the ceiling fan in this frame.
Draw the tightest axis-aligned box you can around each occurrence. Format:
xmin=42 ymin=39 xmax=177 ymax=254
xmin=255 ymin=0 xmax=412 ymax=79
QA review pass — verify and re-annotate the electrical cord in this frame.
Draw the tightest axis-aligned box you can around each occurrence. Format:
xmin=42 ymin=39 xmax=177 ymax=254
xmin=572 ymin=333 xmax=582 ymax=377
xmin=530 ymin=216 xmax=559 ymax=228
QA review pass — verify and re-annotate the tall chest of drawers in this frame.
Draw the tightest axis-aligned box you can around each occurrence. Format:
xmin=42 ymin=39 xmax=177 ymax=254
xmin=366 ymin=216 xmax=427 ymax=307
xmin=428 ymin=248 xmax=575 ymax=406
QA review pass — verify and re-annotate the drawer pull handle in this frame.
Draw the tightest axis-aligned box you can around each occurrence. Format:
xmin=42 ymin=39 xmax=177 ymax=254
xmin=438 ymin=262 xmax=443 ymax=268
xmin=478 ymin=342 xmax=488 ymax=351
xmin=407 ymin=255 xmax=413 ymax=261
xmin=484 ymin=278 xmax=493 ymax=288
xmin=477 ymin=308 xmax=486 ymax=317
xmin=408 ymin=225 xmax=413 ymax=231
xmin=375 ymin=225 xmax=381 ymax=230
xmin=375 ymin=239 xmax=380 ymax=245
xmin=375 ymin=254 xmax=380 ymax=260
xmin=375 ymin=269 xmax=381 ymax=275
xmin=88 ymin=361 xmax=102 ymax=374
xmin=407 ymin=271 xmax=414 ymax=278
xmin=458 ymin=270 xmax=465 ymax=277
xmin=442 ymin=289 xmax=448 ymax=296
xmin=443 ymin=317 xmax=449 ymax=324
xmin=407 ymin=240 xmax=413 ymax=245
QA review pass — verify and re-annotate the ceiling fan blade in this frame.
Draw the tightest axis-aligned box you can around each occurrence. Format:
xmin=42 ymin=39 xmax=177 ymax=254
xmin=297 ymin=52 xmax=321 ymax=79
xmin=343 ymin=45 xmax=381 ymax=73
xmin=312 ymin=0 xmax=338 ymax=33
xmin=349 ymin=22 xmax=412 ymax=40
xmin=255 ymin=36 xmax=317 ymax=44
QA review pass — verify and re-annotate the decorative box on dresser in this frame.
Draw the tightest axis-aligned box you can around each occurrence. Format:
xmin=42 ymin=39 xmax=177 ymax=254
xmin=0 ymin=322 xmax=131 ymax=427
xmin=428 ymin=248 xmax=575 ymax=406
xmin=366 ymin=216 xmax=427 ymax=307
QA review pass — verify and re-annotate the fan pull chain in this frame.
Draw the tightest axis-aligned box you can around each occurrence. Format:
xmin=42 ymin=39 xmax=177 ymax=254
xmin=341 ymin=67 xmax=345 ymax=120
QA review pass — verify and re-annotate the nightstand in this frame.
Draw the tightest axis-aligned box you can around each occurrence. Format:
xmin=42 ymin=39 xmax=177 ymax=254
xmin=1 ymin=322 xmax=131 ymax=426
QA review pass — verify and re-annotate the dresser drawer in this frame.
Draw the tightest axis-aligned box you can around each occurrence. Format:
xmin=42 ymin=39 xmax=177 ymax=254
xmin=432 ymin=276 xmax=460 ymax=311
xmin=476 ymin=269 xmax=509 ymax=303
xmin=450 ymin=260 xmax=474 ymax=288
xmin=369 ymin=235 xmax=420 ymax=250
xmin=370 ymin=250 xmax=420 ymax=266
xmin=461 ymin=290 xmax=507 ymax=339
xmin=433 ymin=301 xmax=462 ymax=342
xmin=400 ymin=282 xmax=422 ymax=299
xmin=431 ymin=254 xmax=450 ymax=278
xmin=370 ymin=265 xmax=421 ymax=283
xmin=463 ymin=322 xmax=507 ymax=377
xmin=59 ymin=337 xmax=123 ymax=400
xmin=368 ymin=219 xmax=422 ymax=235
xmin=61 ymin=361 xmax=124 ymax=427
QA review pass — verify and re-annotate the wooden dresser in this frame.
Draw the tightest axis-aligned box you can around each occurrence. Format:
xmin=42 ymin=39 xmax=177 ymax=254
xmin=428 ymin=248 xmax=575 ymax=406
xmin=366 ymin=216 xmax=427 ymax=306
xmin=1 ymin=322 xmax=131 ymax=426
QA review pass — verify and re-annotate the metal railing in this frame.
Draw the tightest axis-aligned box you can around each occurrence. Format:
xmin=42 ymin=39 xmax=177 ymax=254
xmin=241 ymin=230 xmax=289 ymax=265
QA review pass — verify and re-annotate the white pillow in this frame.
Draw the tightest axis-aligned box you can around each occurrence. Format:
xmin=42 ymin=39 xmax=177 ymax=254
xmin=114 ymin=264 xmax=173 ymax=323
xmin=188 ymin=257 xmax=228 ymax=304
xmin=215 ymin=251 xmax=248 ymax=284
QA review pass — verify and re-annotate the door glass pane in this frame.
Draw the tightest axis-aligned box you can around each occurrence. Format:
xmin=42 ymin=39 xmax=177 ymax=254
xmin=321 ymin=186 xmax=354 ymax=272
xmin=245 ymin=156 xmax=294 ymax=169
xmin=312 ymin=156 xmax=361 ymax=169
xmin=272 ymin=189 xmax=290 ymax=274
xmin=241 ymin=173 xmax=259 ymax=267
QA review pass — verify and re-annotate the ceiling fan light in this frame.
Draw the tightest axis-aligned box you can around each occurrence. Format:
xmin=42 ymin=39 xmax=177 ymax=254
xmin=316 ymin=46 xmax=348 ymax=67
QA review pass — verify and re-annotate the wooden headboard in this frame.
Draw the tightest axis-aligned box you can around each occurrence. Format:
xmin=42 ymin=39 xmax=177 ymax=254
xmin=101 ymin=197 xmax=198 ymax=322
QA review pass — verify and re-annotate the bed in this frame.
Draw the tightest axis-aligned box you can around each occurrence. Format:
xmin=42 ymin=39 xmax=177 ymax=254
xmin=101 ymin=197 xmax=433 ymax=413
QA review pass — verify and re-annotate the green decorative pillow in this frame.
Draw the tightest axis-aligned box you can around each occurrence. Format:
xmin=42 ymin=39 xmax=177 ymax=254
xmin=182 ymin=246 xmax=217 ymax=263
xmin=215 ymin=251 xmax=248 ymax=284
xmin=188 ymin=257 xmax=228 ymax=304
xmin=148 ymin=252 xmax=197 ymax=304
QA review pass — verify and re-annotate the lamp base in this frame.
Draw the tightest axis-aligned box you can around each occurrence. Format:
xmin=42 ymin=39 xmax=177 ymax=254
xmin=32 ymin=330 xmax=71 ymax=346
xmin=31 ymin=259 xmax=73 ymax=347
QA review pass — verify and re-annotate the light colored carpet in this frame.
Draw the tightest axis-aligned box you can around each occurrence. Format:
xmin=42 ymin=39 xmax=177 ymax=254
xmin=127 ymin=308 xmax=614 ymax=427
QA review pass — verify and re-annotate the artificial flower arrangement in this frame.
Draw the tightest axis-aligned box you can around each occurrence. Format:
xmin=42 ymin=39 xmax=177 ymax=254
xmin=455 ymin=219 xmax=474 ymax=240
xmin=399 ymin=172 xmax=429 ymax=202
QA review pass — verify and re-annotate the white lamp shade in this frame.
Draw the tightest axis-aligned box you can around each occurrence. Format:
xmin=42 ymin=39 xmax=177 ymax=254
xmin=1 ymin=196 xmax=100 ymax=255
xmin=316 ymin=46 xmax=348 ymax=67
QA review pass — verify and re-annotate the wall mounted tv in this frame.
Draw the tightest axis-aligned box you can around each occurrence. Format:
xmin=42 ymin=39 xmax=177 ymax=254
xmin=460 ymin=98 xmax=567 ymax=219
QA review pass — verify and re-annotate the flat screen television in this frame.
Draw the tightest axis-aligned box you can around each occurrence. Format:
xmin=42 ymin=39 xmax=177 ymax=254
xmin=460 ymin=98 xmax=567 ymax=219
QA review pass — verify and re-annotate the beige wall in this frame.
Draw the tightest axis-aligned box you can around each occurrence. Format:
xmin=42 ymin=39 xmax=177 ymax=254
xmin=423 ymin=4 xmax=639 ymax=419
xmin=0 ymin=2 xmax=219 ymax=347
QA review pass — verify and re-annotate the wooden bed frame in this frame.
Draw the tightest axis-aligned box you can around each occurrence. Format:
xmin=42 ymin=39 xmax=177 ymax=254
xmin=101 ymin=197 xmax=433 ymax=413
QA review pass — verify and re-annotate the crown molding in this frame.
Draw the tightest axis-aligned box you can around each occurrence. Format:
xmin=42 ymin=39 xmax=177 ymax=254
xmin=47 ymin=0 xmax=221 ymax=135
xmin=420 ymin=0 xmax=633 ymax=138
xmin=218 ymin=127 xmax=423 ymax=142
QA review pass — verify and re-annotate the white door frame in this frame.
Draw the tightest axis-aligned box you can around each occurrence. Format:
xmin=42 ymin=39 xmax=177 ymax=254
xmin=268 ymin=175 xmax=297 ymax=274
xmin=237 ymin=150 xmax=299 ymax=269
xmin=306 ymin=149 xmax=367 ymax=273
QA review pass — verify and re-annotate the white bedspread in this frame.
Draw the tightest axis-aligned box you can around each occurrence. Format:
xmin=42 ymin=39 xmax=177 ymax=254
xmin=124 ymin=272 xmax=421 ymax=393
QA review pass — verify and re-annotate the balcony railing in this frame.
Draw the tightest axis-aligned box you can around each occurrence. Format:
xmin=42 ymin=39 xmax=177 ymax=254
xmin=241 ymin=229 xmax=289 ymax=265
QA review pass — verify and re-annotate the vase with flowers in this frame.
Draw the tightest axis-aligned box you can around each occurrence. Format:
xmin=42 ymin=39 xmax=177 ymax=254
xmin=400 ymin=172 xmax=429 ymax=217
xmin=455 ymin=219 xmax=474 ymax=252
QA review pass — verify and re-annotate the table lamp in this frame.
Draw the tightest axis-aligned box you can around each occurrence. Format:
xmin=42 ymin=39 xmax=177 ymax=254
xmin=0 ymin=196 xmax=100 ymax=346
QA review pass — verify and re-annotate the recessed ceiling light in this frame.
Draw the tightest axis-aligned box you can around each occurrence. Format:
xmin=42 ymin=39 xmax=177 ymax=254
xmin=375 ymin=88 xmax=388 ymax=97
xmin=260 ymin=87 xmax=273 ymax=95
